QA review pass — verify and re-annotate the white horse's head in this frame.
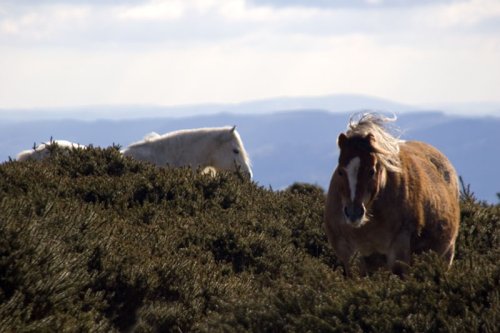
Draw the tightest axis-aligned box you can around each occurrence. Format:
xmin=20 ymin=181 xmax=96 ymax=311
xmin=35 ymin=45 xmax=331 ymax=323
xmin=211 ymin=126 xmax=252 ymax=178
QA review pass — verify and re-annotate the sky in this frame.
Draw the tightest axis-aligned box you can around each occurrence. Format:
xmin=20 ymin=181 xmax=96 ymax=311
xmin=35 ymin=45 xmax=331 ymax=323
xmin=1 ymin=0 xmax=500 ymax=113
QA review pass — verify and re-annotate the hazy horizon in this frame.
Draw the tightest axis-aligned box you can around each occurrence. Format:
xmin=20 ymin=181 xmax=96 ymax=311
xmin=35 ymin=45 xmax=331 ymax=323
xmin=1 ymin=93 xmax=499 ymax=120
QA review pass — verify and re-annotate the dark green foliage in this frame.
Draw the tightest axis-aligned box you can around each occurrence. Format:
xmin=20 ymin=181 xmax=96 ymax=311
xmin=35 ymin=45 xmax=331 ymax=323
xmin=0 ymin=146 xmax=498 ymax=332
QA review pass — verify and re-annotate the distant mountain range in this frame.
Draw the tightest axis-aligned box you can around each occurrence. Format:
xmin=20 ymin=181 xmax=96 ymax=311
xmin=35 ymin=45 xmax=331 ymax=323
xmin=2 ymin=93 xmax=499 ymax=120
xmin=1 ymin=108 xmax=499 ymax=203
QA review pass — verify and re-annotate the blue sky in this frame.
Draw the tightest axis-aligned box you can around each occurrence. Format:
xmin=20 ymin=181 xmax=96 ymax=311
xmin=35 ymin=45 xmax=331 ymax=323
xmin=1 ymin=0 xmax=500 ymax=111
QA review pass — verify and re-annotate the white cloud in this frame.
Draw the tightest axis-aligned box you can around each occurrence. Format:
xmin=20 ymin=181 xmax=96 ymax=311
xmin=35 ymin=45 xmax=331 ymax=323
xmin=435 ymin=0 xmax=500 ymax=27
xmin=0 ymin=0 xmax=500 ymax=109
xmin=115 ymin=0 xmax=185 ymax=21
xmin=1 ymin=0 xmax=499 ymax=45
xmin=0 ymin=4 xmax=91 ymax=42
xmin=413 ymin=0 xmax=500 ymax=29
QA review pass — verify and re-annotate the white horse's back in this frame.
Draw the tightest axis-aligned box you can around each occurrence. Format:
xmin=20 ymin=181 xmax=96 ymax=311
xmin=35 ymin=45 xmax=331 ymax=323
xmin=16 ymin=140 xmax=86 ymax=161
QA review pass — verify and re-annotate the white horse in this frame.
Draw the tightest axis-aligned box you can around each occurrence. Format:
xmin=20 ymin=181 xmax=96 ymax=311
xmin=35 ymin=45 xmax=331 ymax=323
xmin=121 ymin=126 xmax=253 ymax=178
xmin=16 ymin=140 xmax=86 ymax=161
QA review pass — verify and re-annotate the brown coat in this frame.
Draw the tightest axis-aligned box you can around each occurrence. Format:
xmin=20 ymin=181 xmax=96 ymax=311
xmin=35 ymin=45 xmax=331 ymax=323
xmin=325 ymin=139 xmax=460 ymax=276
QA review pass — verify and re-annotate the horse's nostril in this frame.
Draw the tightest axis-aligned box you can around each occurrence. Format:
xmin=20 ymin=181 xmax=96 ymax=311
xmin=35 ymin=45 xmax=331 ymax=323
xmin=344 ymin=206 xmax=350 ymax=218
xmin=356 ymin=205 xmax=366 ymax=217
xmin=345 ymin=205 xmax=365 ymax=222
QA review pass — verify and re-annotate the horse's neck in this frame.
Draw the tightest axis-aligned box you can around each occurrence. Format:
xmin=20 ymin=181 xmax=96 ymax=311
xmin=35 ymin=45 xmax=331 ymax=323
xmin=373 ymin=168 xmax=406 ymax=215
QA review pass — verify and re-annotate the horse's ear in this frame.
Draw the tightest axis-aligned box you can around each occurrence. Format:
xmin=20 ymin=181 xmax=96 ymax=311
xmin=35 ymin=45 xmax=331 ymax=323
xmin=366 ymin=133 xmax=389 ymax=154
xmin=231 ymin=125 xmax=236 ymax=133
xmin=337 ymin=133 xmax=347 ymax=149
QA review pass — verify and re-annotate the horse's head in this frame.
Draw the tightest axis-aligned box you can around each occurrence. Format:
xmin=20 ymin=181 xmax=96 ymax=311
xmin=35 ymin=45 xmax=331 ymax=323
xmin=212 ymin=126 xmax=253 ymax=178
xmin=334 ymin=132 xmax=389 ymax=228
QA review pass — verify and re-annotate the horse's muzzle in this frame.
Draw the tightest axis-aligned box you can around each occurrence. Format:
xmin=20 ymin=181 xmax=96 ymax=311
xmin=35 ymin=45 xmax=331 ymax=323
xmin=344 ymin=204 xmax=366 ymax=226
xmin=240 ymin=170 xmax=252 ymax=179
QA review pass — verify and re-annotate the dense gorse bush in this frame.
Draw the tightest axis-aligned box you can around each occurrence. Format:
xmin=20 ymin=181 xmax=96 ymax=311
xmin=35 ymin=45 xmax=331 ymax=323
xmin=0 ymin=147 xmax=498 ymax=332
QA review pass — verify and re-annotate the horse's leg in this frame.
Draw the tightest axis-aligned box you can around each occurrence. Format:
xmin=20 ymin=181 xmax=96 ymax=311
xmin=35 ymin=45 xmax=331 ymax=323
xmin=324 ymin=222 xmax=354 ymax=277
xmin=339 ymin=253 xmax=353 ymax=278
xmin=360 ymin=253 xmax=387 ymax=276
xmin=387 ymin=232 xmax=411 ymax=277
xmin=334 ymin=238 xmax=356 ymax=278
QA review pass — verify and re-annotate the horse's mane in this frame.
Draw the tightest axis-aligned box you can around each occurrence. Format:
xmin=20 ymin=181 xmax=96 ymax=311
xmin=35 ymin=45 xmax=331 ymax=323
xmin=141 ymin=127 xmax=231 ymax=141
xmin=143 ymin=132 xmax=161 ymax=142
xmin=230 ymin=127 xmax=252 ymax=170
xmin=346 ymin=113 xmax=402 ymax=173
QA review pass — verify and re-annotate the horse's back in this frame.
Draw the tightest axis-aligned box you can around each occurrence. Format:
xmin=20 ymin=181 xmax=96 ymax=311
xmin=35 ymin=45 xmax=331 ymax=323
xmin=400 ymin=141 xmax=459 ymax=195
xmin=122 ymin=141 xmax=163 ymax=165
xmin=16 ymin=149 xmax=37 ymax=161
xmin=399 ymin=141 xmax=460 ymax=257
xmin=16 ymin=140 xmax=84 ymax=161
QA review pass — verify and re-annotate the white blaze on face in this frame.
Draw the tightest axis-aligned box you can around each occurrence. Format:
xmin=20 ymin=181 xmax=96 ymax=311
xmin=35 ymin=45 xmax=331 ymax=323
xmin=345 ymin=157 xmax=360 ymax=201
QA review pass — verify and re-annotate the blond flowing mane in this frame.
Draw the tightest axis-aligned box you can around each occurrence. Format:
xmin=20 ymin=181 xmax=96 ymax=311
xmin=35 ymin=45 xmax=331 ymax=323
xmin=346 ymin=113 xmax=402 ymax=173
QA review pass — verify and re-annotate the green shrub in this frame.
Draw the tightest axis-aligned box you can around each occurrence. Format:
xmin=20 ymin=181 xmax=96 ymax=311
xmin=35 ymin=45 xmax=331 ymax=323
xmin=0 ymin=147 xmax=498 ymax=332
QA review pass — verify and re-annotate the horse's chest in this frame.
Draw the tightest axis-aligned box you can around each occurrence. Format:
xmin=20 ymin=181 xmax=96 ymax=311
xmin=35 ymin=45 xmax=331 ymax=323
xmin=350 ymin=223 xmax=395 ymax=255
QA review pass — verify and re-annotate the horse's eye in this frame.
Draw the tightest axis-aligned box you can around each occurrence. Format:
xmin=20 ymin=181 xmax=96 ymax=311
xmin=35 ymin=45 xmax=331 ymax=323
xmin=338 ymin=169 xmax=344 ymax=177
xmin=233 ymin=149 xmax=240 ymax=154
xmin=369 ymin=168 xmax=376 ymax=177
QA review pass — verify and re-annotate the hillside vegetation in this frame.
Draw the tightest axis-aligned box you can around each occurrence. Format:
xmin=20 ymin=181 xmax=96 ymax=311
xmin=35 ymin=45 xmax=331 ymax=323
xmin=0 ymin=146 xmax=498 ymax=332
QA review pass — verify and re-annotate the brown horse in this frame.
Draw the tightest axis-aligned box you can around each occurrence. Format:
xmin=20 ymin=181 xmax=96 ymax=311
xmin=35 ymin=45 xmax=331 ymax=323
xmin=324 ymin=113 xmax=460 ymax=276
